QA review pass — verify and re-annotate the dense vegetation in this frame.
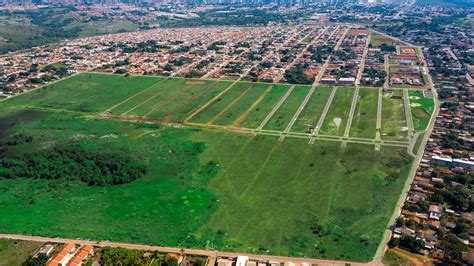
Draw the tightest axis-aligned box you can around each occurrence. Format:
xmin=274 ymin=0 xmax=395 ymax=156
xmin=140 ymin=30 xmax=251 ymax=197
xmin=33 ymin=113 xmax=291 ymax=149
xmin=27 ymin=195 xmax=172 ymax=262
xmin=0 ymin=134 xmax=147 ymax=186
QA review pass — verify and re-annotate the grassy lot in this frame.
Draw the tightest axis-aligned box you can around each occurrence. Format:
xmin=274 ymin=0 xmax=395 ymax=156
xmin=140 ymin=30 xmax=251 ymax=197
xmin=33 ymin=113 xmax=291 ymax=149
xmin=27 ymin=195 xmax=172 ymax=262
xmin=168 ymin=81 xmax=233 ymax=122
xmin=6 ymin=73 xmax=162 ymax=113
xmin=408 ymin=91 xmax=434 ymax=131
xmin=109 ymin=78 xmax=187 ymax=116
xmin=0 ymin=239 xmax=43 ymax=265
xmin=127 ymin=80 xmax=197 ymax=117
xmin=0 ymin=73 xmax=415 ymax=262
xmin=349 ymin=88 xmax=378 ymax=139
xmin=263 ymin=86 xmax=310 ymax=131
xmin=190 ymin=82 xmax=254 ymax=124
xmin=381 ymin=91 xmax=408 ymax=141
xmin=290 ymin=86 xmax=333 ymax=133
xmin=145 ymin=80 xmax=218 ymax=121
xmin=240 ymin=85 xmax=290 ymax=129
xmin=370 ymin=31 xmax=395 ymax=47
xmin=319 ymin=88 xmax=354 ymax=136
xmin=213 ymin=84 xmax=270 ymax=126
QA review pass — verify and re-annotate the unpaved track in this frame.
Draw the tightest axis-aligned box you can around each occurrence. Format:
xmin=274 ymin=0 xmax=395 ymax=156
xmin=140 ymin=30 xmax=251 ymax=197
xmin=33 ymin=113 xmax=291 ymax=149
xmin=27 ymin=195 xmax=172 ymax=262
xmin=206 ymin=84 xmax=254 ymax=125
xmin=256 ymin=85 xmax=295 ymax=130
xmin=0 ymin=234 xmax=369 ymax=266
xmin=232 ymin=85 xmax=273 ymax=127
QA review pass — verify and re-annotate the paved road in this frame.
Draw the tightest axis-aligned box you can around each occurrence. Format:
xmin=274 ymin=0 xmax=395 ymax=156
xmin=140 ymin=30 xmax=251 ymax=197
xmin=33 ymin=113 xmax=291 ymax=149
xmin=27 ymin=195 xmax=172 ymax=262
xmin=0 ymin=234 xmax=370 ymax=266
xmin=373 ymin=40 xmax=440 ymax=262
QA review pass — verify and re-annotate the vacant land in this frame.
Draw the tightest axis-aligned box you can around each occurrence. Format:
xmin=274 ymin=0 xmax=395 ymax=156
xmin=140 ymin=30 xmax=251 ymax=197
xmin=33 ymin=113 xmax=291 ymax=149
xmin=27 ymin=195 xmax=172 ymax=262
xmin=7 ymin=73 xmax=162 ymax=113
xmin=381 ymin=90 xmax=408 ymax=141
xmin=291 ymin=87 xmax=333 ymax=133
xmin=240 ymin=85 xmax=290 ymax=129
xmin=408 ymin=91 xmax=435 ymax=131
xmin=264 ymin=86 xmax=310 ymax=131
xmin=0 ymin=73 xmax=418 ymax=262
xmin=350 ymin=88 xmax=378 ymax=139
xmin=0 ymin=239 xmax=43 ymax=265
xmin=319 ymin=88 xmax=354 ymax=136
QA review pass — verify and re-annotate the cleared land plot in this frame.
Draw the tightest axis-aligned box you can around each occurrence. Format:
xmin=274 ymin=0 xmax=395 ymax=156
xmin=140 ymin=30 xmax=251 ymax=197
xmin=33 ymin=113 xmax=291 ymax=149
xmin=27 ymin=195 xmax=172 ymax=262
xmin=196 ymin=132 xmax=413 ymax=262
xmin=213 ymin=84 xmax=270 ymax=126
xmin=166 ymin=81 xmax=233 ymax=123
xmin=0 ymin=239 xmax=43 ymax=265
xmin=7 ymin=73 xmax=162 ymax=113
xmin=189 ymin=82 xmax=254 ymax=124
xmin=319 ymin=88 xmax=354 ymax=136
xmin=290 ymin=86 xmax=333 ymax=133
xmin=127 ymin=80 xmax=198 ymax=117
xmin=263 ymin=86 xmax=310 ymax=131
xmin=381 ymin=90 xmax=408 ymax=141
xmin=108 ymin=78 xmax=178 ymax=115
xmin=349 ymin=88 xmax=378 ymax=139
xmin=145 ymin=80 xmax=218 ymax=121
xmin=0 ymin=73 xmax=415 ymax=262
xmin=408 ymin=91 xmax=434 ymax=131
xmin=370 ymin=31 xmax=395 ymax=47
xmin=240 ymin=85 xmax=291 ymax=129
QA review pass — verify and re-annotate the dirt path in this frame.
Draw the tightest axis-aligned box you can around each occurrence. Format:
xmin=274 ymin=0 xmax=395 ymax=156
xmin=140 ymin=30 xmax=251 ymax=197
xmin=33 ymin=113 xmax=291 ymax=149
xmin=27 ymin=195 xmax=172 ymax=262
xmin=105 ymin=78 xmax=168 ymax=113
xmin=206 ymin=84 xmax=254 ymax=125
xmin=143 ymin=84 xmax=195 ymax=118
xmin=256 ymin=85 xmax=295 ymax=130
xmin=232 ymin=85 xmax=272 ymax=127
xmin=0 ymin=233 xmax=369 ymax=266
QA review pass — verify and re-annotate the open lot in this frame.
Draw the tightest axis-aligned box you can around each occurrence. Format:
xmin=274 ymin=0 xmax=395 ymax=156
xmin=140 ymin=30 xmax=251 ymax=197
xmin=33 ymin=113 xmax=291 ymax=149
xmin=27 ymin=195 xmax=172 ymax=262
xmin=408 ymin=91 xmax=435 ymax=131
xmin=350 ymin=88 xmax=378 ymax=139
xmin=319 ymin=88 xmax=354 ymax=136
xmin=0 ymin=73 xmax=423 ymax=262
xmin=381 ymin=90 xmax=409 ymax=141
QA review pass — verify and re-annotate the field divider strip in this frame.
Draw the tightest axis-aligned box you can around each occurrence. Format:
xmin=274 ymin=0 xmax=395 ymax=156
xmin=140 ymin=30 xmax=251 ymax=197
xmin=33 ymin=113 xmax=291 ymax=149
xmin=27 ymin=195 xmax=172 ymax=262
xmin=121 ymin=84 xmax=171 ymax=116
xmin=343 ymin=87 xmax=359 ymax=138
xmin=143 ymin=83 xmax=195 ymax=118
xmin=311 ymin=87 xmax=337 ymax=136
xmin=105 ymin=78 xmax=168 ymax=113
xmin=206 ymin=84 xmax=255 ymax=125
xmin=282 ymin=85 xmax=317 ymax=134
xmin=403 ymin=89 xmax=414 ymax=137
xmin=184 ymin=81 xmax=237 ymax=123
xmin=256 ymin=85 xmax=295 ymax=130
xmin=162 ymin=81 xmax=219 ymax=122
xmin=232 ymin=85 xmax=273 ymax=127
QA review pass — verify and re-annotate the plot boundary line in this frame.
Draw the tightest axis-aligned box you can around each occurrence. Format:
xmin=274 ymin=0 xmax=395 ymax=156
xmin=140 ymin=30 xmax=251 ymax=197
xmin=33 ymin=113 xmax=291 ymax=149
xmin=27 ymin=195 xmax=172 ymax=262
xmin=183 ymin=81 xmax=236 ymax=123
xmin=403 ymin=89 xmax=414 ymax=137
xmin=231 ymin=85 xmax=273 ymax=127
xmin=105 ymin=78 xmax=168 ymax=113
xmin=143 ymin=83 xmax=195 ymax=118
xmin=206 ymin=84 xmax=255 ymax=125
xmin=162 ymin=81 xmax=219 ymax=122
xmin=120 ymin=82 xmax=173 ymax=116
xmin=279 ymin=85 xmax=317 ymax=141
xmin=311 ymin=87 xmax=337 ymax=138
xmin=256 ymin=85 xmax=295 ymax=130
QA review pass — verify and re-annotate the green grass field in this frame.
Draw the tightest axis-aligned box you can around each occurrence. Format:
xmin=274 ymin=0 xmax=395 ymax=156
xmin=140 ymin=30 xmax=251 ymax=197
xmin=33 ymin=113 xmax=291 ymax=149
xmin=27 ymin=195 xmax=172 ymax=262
xmin=350 ymin=88 xmax=378 ymax=139
xmin=320 ymin=88 xmax=354 ymax=136
xmin=408 ymin=91 xmax=435 ymax=131
xmin=0 ymin=73 xmax=418 ymax=262
xmin=264 ymin=86 xmax=310 ymax=131
xmin=290 ymin=87 xmax=333 ymax=133
xmin=240 ymin=85 xmax=290 ymax=129
xmin=0 ymin=239 xmax=43 ymax=265
xmin=381 ymin=91 xmax=408 ymax=141
xmin=7 ymin=73 xmax=162 ymax=113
